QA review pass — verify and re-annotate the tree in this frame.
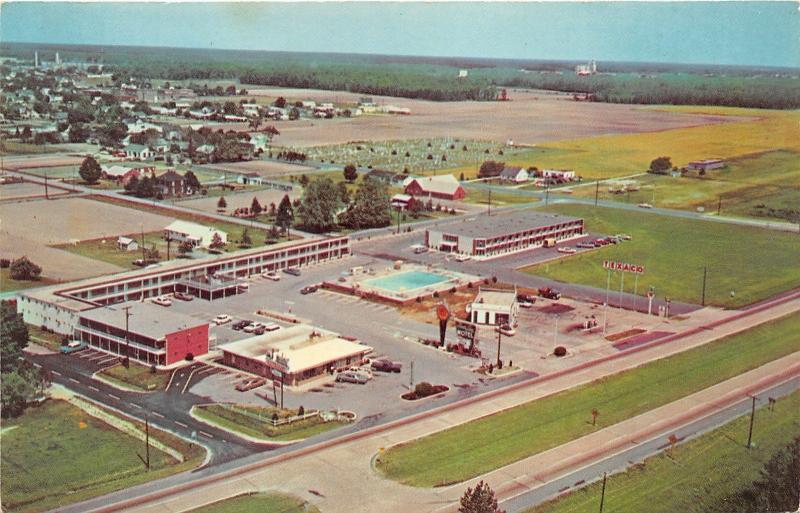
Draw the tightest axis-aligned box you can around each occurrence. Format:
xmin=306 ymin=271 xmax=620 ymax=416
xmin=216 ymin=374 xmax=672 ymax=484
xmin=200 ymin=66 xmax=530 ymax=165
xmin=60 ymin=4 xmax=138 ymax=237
xmin=459 ymin=481 xmax=505 ymax=513
xmin=276 ymin=194 xmax=294 ymax=234
xmin=343 ymin=164 xmax=358 ymax=183
xmin=251 ymin=197 xmax=263 ymax=216
xmin=649 ymin=156 xmax=672 ymax=175
xmin=1 ymin=301 xmax=29 ymax=374
xmin=1 ymin=368 xmax=37 ymax=418
xmin=591 ymin=408 xmax=599 ymax=426
xmin=144 ymin=245 xmax=160 ymax=262
xmin=409 ymin=198 xmax=424 ymax=218
xmin=297 ymin=178 xmax=340 ymax=233
xmin=177 ymin=240 xmax=194 ymax=257
xmin=240 ymin=229 xmax=252 ymax=247
xmin=21 ymin=126 xmax=32 ymax=142
xmin=217 ymin=196 xmax=227 ymax=210
xmin=478 ymin=160 xmax=505 ymax=179
xmin=338 ymin=177 xmax=392 ymax=229
xmin=299 ymin=174 xmax=310 ymax=187
xmin=79 ymin=156 xmax=102 ymax=185
xmin=135 ymin=175 xmax=156 ymax=198
xmin=9 ymin=256 xmax=42 ymax=281
xmin=336 ymin=181 xmax=350 ymax=204
xmin=209 ymin=232 xmax=225 ymax=250
xmin=289 ymin=107 xmax=300 ymax=120
xmin=274 ymin=96 xmax=287 ymax=108
xmin=184 ymin=170 xmax=201 ymax=191
xmin=68 ymin=123 xmax=90 ymax=143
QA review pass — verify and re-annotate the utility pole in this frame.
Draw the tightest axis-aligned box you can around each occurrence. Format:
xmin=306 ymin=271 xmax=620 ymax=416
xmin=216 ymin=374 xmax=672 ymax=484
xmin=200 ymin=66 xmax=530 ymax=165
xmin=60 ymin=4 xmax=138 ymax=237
xmin=137 ymin=415 xmax=151 ymax=470
xmin=701 ymin=266 xmax=708 ymax=307
xmin=140 ymin=224 xmax=146 ymax=264
xmin=747 ymin=395 xmax=757 ymax=449
xmin=717 ymin=195 xmax=722 ymax=216
xmin=44 ymin=170 xmax=49 ymax=199
xmin=487 ymin=189 xmax=491 ymax=216
xmin=396 ymin=207 xmax=401 ymax=235
xmin=122 ymin=306 xmax=132 ymax=367
xmin=594 ymin=180 xmax=600 ymax=207
xmin=599 ymin=472 xmax=607 ymax=513
xmin=545 ymin=182 xmax=550 ymax=206
xmin=496 ymin=327 xmax=503 ymax=368
xmin=280 ymin=372 xmax=285 ymax=409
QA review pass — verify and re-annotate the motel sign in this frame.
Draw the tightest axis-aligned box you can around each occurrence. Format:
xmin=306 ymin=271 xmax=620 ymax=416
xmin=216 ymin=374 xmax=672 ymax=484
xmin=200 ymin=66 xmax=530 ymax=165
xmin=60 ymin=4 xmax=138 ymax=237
xmin=602 ymin=260 xmax=645 ymax=275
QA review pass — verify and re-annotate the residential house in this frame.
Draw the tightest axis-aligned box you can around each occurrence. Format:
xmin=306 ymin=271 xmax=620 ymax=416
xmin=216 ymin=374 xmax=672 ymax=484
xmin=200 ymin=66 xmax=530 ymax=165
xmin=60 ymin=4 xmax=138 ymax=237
xmin=101 ymin=164 xmax=155 ymax=186
xmin=391 ymin=194 xmax=416 ymax=210
xmin=156 ymin=169 xmax=193 ymax=197
xmin=688 ymin=159 xmax=725 ymax=172
xmin=116 ymin=236 xmax=139 ymax=252
xmin=125 ymin=144 xmax=154 ymax=161
xmin=499 ymin=166 xmax=530 ymax=183
xmin=164 ymin=220 xmax=227 ymax=249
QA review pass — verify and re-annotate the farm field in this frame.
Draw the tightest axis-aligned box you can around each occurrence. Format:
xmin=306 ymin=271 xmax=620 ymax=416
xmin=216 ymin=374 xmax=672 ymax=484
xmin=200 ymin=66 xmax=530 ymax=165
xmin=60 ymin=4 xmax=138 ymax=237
xmin=194 ymin=159 xmax=317 ymax=179
xmin=0 ymin=180 xmax=71 ymax=201
xmin=568 ymin=150 xmax=800 ymax=222
xmin=525 ymin=390 xmax=800 ymax=513
xmin=375 ymin=312 xmax=800 ymax=487
xmin=522 ymin=205 xmax=800 ymax=308
xmin=187 ymin=492 xmax=320 ymax=513
xmin=0 ymin=399 xmax=204 ymax=513
xmin=0 ymin=140 xmax=61 ymax=155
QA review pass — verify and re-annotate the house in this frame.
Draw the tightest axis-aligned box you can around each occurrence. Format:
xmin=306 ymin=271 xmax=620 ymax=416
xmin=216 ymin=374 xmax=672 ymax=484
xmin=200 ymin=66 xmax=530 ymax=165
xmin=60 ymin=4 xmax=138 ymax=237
xmin=116 ymin=236 xmax=139 ymax=252
xmin=404 ymin=174 xmax=466 ymax=201
xmin=391 ymin=194 xmax=415 ymax=210
xmin=156 ymin=170 xmax=192 ymax=197
xmin=125 ymin=144 xmax=154 ymax=161
xmin=101 ymin=164 xmax=155 ymax=185
xmin=499 ymin=166 xmax=530 ymax=183
xmin=467 ymin=288 xmax=519 ymax=326
xmin=236 ymin=172 xmax=266 ymax=186
xmin=541 ymin=169 xmax=577 ymax=182
xmin=164 ymin=220 xmax=227 ymax=249
xmin=688 ymin=159 xmax=725 ymax=172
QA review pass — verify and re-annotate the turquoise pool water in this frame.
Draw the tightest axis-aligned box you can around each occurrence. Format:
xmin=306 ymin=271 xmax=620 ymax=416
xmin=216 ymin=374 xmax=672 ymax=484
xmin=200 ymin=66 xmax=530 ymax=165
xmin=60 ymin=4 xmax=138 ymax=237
xmin=364 ymin=271 xmax=448 ymax=293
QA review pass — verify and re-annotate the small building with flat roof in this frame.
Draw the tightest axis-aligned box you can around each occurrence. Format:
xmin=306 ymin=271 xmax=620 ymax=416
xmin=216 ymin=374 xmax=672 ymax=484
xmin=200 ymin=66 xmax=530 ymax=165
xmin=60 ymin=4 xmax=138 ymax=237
xmin=688 ymin=159 xmax=725 ymax=172
xmin=221 ymin=325 xmax=372 ymax=387
xmin=75 ymin=302 xmax=209 ymax=367
xmin=425 ymin=211 xmax=584 ymax=259
xmin=467 ymin=287 xmax=518 ymax=326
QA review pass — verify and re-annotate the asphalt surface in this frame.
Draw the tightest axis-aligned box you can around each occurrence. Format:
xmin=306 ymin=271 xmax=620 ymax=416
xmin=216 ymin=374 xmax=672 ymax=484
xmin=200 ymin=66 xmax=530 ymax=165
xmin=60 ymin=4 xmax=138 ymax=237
xmin=500 ymin=375 xmax=800 ymax=513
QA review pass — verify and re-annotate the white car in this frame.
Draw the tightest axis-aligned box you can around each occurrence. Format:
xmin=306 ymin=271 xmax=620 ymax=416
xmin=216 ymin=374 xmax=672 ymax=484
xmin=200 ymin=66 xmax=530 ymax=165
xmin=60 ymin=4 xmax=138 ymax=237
xmin=455 ymin=254 xmax=471 ymax=262
xmin=262 ymin=271 xmax=280 ymax=281
xmin=557 ymin=247 xmax=577 ymax=254
xmin=151 ymin=296 xmax=172 ymax=307
xmin=238 ymin=282 xmax=250 ymax=291
xmin=243 ymin=322 xmax=262 ymax=333
xmin=262 ymin=322 xmax=281 ymax=332
xmin=214 ymin=314 xmax=232 ymax=325
xmin=637 ymin=203 xmax=653 ymax=209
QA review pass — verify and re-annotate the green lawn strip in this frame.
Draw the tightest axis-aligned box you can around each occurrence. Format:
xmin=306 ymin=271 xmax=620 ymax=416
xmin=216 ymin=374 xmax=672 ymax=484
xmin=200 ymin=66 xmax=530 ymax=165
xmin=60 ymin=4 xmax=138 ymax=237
xmin=375 ymin=312 xmax=800 ymax=487
xmin=26 ymin=324 xmax=66 ymax=352
xmin=0 ymin=269 xmax=58 ymax=294
xmin=521 ymin=204 xmax=800 ymax=308
xmin=97 ymin=363 xmax=170 ymax=392
xmin=0 ymin=399 xmax=204 ymax=513
xmin=524 ymin=390 xmax=800 ymax=513
xmin=187 ymin=491 xmax=321 ymax=513
xmin=0 ymin=141 xmax=60 ymax=155
xmin=51 ymin=231 xmax=170 ymax=270
xmin=194 ymin=404 xmax=345 ymax=442
xmin=463 ymin=187 xmax=540 ymax=206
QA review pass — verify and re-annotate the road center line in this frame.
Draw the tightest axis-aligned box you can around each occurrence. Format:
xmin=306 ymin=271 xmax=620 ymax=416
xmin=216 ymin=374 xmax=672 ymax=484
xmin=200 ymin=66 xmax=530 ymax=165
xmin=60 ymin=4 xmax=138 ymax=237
xmin=152 ymin=411 xmax=165 ymax=418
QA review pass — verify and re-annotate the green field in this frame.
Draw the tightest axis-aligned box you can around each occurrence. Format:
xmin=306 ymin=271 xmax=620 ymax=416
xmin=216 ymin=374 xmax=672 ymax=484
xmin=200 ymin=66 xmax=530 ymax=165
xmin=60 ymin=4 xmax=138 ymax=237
xmin=0 ymin=141 xmax=60 ymax=155
xmin=98 ymin=363 xmax=171 ymax=391
xmin=522 ymin=204 xmax=800 ymax=308
xmin=525 ymin=390 xmax=800 ymax=513
xmin=375 ymin=312 xmax=800 ymax=487
xmin=463 ymin=186 xmax=540 ymax=206
xmin=52 ymin=231 xmax=173 ymax=270
xmin=0 ymin=399 xmax=204 ymax=513
xmin=188 ymin=492 xmax=320 ymax=513
xmin=0 ymin=268 xmax=57 ymax=294
xmin=567 ymin=150 xmax=800 ymax=222
xmin=194 ymin=404 xmax=346 ymax=441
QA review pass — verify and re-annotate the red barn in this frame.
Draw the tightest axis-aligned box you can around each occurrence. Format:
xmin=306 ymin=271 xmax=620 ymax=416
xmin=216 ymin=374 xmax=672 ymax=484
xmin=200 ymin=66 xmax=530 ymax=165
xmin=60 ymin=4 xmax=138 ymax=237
xmin=404 ymin=175 xmax=466 ymax=201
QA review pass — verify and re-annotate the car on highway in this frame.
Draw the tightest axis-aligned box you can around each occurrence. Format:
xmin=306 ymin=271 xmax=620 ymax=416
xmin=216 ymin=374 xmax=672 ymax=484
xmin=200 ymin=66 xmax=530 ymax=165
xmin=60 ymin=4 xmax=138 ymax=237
xmin=262 ymin=271 xmax=280 ymax=281
xmin=496 ymin=324 xmax=516 ymax=337
xmin=283 ymin=267 xmax=301 ymax=276
xmin=371 ymin=359 xmax=402 ymax=373
xmin=214 ymin=314 xmax=232 ymax=325
xmin=336 ymin=370 xmax=370 ymax=384
xmin=151 ymin=296 xmax=172 ymax=307
xmin=173 ymin=292 xmax=194 ymax=301
xmin=300 ymin=285 xmax=318 ymax=295
xmin=637 ymin=203 xmax=653 ymax=209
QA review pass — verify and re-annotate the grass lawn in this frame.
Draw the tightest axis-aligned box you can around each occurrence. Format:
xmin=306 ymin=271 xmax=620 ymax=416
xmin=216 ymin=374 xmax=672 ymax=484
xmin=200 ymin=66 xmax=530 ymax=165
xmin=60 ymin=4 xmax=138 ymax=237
xmin=521 ymin=204 xmax=800 ymax=308
xmin=187 ymin=492 xmax=320 ymax=513
xmin=27 ymin=324 xmax=66 ymax=352
xmin=0 ymin=141 xmax=60 ymax=155
xmin=52 ymin=231 xmax=172 ymax=270
xmin=567 ymin=150 xmax=800 ymax=222
xmin=97 ymin=363 xmax=171 ymax=392
xmin=194 ymin=404 xmax=347 ymax=441
xmin=0 ymin=399 xmax=204 ymax=513
xmin=0 ymin=269 xmax=57 ymax=294
xmin=525 ymin=390 xmax=800 ymax=513
xmin=375 ymin=312 xmax=800 ymax=487
xmin=463 ymin=186 xmax=540 ymax=206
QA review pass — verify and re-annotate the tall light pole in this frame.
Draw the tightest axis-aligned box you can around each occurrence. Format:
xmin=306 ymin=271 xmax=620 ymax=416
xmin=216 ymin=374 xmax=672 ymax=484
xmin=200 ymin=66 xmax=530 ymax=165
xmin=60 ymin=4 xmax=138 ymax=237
xmin=747 ymin=395 xmax=757 ymax=449
xmin=122 ymin=306 xmax=132 ymax=367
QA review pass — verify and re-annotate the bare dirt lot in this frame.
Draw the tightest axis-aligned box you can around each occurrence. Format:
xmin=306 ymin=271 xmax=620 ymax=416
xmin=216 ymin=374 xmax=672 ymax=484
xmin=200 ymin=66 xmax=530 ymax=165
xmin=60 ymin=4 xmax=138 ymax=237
xmin=248 ymin=88 xmax=746 ymax=147
xmin=196 ymin=160 xmax=316 ymax=178
xmin=0 ymin=197 xmax=175 ymax=281
xmin=0 ymin=181 xmax=71 ymax=202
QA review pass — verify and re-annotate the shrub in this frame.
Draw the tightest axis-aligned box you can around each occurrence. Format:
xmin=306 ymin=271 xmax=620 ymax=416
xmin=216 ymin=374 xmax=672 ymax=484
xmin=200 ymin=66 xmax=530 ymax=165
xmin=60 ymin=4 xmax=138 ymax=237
xmin=427 ymin=154 xmax=433 ymax=160
xmin=298 ymin=405 xmax=305 ymax=416
xmin=554 ymin=346 xmax=567 ymax=357
xmin=491 ymin=276 xmax=498 ymax=283
xmin=185 ymin=352 xmax=194 ymax=361
xmin=414 ymin=381 xmax=436 ymax=397
xmin=416 ymin=296 xmax=422 ymax=303
xmin=467 ymin=282 xmax=473 ymax=288
xmin=9 ymin=256 xmax=42 ymax=280
xmin=0 ymin=258 xmax=9 ymax=268
xmin=272 ymin=412 xmax=279 ymax=422
xmin=450 ymin=287 xmax=457 ymax=293
xmin=150 ymin=364 xmax=157 ymax=374
xmin=433 ymin=291 xmax=440 ymax=298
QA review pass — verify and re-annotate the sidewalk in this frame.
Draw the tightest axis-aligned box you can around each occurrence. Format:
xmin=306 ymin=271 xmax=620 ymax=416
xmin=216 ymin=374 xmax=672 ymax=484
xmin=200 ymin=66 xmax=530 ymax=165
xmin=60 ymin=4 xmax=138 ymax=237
xmin=93 ymin=295 xmax=800 ymax=513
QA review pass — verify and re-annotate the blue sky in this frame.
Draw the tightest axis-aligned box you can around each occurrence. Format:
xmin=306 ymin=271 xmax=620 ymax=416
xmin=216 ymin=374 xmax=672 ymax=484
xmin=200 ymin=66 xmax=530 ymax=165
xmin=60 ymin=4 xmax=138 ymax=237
xmin=1 ymin=2 xmax=798 ymax=68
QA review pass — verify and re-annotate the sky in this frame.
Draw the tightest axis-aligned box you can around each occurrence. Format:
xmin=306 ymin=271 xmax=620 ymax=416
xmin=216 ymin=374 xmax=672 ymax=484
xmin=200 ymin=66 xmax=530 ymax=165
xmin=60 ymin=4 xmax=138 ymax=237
xmin=1 ymin=2 xmax=798 ymax=68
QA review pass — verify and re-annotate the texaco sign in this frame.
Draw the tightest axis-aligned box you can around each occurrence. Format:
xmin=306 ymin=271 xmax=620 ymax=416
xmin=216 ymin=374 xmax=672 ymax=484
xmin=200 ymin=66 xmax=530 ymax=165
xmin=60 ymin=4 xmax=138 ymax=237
xmin=602 ymin=260 xmax=645 ymax=274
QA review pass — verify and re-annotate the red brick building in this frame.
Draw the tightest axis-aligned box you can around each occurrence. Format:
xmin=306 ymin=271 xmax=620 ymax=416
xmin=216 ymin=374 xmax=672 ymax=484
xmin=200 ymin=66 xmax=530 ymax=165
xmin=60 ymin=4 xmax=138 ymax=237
xmin=404 ymin=175 xmax=466 ymax=201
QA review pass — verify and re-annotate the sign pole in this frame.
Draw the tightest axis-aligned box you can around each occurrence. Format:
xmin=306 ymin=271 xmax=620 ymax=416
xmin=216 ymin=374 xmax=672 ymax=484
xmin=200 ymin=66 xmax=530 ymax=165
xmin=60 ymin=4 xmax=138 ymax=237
xmin=633 ymin=274 xmax=639 ymax=312
xmin=619 ymin=272 xmax=624 ymax=310
xmin=603 ymin=269 xmax=611 ymax=335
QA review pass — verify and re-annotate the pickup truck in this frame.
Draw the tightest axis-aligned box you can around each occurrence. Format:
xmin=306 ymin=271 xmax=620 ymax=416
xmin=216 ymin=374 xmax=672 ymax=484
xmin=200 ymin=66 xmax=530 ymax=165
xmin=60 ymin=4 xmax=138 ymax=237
xmin=371 ymin=359 xmax=402 ymax=373
xmin=538 ymin=287 xmax=562 ymax=300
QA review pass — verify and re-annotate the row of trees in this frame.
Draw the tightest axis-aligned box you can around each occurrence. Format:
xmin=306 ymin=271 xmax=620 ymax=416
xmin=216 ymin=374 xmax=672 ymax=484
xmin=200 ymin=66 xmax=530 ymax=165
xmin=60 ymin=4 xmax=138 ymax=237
xmin=1 ymin=302 xmax=49 ymax=418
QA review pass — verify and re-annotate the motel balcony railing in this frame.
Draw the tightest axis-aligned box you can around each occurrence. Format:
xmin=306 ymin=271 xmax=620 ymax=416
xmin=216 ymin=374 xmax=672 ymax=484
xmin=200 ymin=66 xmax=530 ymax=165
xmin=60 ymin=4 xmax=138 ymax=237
xmin=75 ymin=326 xmax=167 ymax=355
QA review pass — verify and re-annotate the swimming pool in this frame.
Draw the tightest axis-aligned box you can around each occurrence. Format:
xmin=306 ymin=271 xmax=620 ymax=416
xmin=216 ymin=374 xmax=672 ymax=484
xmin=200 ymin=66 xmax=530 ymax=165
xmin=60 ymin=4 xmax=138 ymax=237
xmin=364 ymin=271 xmax=449 ymax=293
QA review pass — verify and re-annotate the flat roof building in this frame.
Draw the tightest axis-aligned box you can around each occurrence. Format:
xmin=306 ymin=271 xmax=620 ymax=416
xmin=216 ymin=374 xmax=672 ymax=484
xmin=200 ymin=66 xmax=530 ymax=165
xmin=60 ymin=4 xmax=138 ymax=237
xmin=467 ymin=287 xmax=519 ymax=326
xmin=75 ymin=302 xmax=209 ymax=367
xmin=221 ymin=325 xmax=373 ymax=387
xmin=425 ymin=211 xmax=584 ymax=259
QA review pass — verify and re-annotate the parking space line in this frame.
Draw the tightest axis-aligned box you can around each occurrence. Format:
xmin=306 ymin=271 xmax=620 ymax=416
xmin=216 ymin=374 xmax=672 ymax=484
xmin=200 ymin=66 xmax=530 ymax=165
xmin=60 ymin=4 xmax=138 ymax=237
xmin=107 ymin=393 xmax=120 ymax=400
xmin=174 ymin=420 xmax=188 ymax=428
xmin=52 ymin=370 xmax=61 ymax=376
xmin=151 ymin=411 xmax=165 ymax=419
xmin=131 ymin=403 xmax=143 ymax=409
xmin=199 ymin=430 xmax=214 ymax=439
xmin=88 ymin=385 xmax=99 ymax=392
xmin=69 ymin=377 xmax=80 ymax=384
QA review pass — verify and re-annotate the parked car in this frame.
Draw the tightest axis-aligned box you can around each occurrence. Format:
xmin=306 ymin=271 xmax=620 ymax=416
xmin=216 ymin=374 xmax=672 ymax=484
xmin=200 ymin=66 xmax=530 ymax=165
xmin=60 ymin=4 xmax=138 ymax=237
xmin=336 ymin=370 xmax=369 ymax=384
xmin=517 ymin=293 xmax=536 ymax=304
xmin=412 ymin=245 xmax=429 ymax=254
xmin=557 ymin=247 xmax=577 ymax=254
xmin=371 ymin=359 xmax=403 ymax=373
xmin=496 ymin=324 xmax=516 ymax=337
xmin=232 ymin=320 xmax=251 ymax=331
xmin=577 ymin=242 xmax=596 ymax=249
xmin=235 ymin=378 xmax=266 ymax=392
xmin=151 ymin=296 xmax=172 ymax=307
xmin=283 ymin=267 xmax=301 ymax=276
xmin=595 ymin=238 xmax=610 ymax=246
xmin=262 ymin=271 xmax=280 ymax=281
xmin=173 ymin=292 xmax=194 ymax=301
xmin=238 ymin=282 xmax=250 ymax=291
xmin=538 ymin=287 xmax=562 ymax=300
xmin=214 ymin=314 xmax=232 ymax=325
xmin=243 ymin=322 xmax=263 ymax=333
xmin=262 ymin=323 xmax=281 ymax=332
xmin=617 ymin=233 xmax=632 ymax=240
xmin=60 ymin=340 xmax=87 ymax=354
xmin=455 ymin=254 xmax=471 ymax=262
xmin=300 ymin=285 xmax=318 ymax=295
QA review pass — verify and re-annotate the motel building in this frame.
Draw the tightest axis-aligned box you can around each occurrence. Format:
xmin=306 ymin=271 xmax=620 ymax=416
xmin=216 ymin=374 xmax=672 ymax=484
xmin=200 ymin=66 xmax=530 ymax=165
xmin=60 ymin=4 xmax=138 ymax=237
xmin=467 ymin=287 xmax=519 ymax=326
xmin=221 ymin=325 xmax=373 ymax=387
xmin=425 ymin=211 xmax=584 ymax=259
xmin=74 ymin=302 xmax=209 ymax=367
